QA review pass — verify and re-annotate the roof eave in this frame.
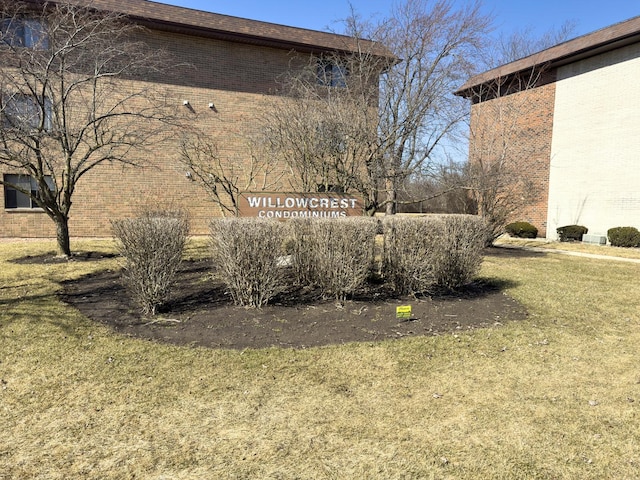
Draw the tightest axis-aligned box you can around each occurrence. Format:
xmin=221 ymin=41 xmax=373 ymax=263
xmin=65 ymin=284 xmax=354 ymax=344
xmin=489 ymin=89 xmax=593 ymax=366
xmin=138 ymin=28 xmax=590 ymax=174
xmin=17 ymin=0 xmax=394 ymax=58
xmin=134 ymin=17 xmax=352 ymax=55
xmin=455 ymin=15 xmax=640 ymax=98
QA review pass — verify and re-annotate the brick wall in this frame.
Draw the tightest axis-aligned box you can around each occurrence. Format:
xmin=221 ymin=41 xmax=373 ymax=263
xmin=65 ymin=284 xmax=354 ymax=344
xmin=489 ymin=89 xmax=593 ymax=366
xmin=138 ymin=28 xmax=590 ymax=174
xmin=468 ymin=77 xmax=556 ymax=237
xmin=1 ymin=28 xmax=309 ymax=238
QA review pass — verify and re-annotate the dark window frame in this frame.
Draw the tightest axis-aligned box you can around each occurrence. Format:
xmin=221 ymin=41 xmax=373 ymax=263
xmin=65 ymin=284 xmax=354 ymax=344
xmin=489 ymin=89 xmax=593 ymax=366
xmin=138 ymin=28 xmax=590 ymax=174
xmin=2 ymin=93 xmax=53 ymax=131
xmin=3 ymin=174 xmax=54 ymax=210
xmin=317 ymin=58 xmax=348 ymax=88
xmin=1 ymin=17 xmax=48 ymax=49
xmin=317 ymin=184 xmax=345 ymax=193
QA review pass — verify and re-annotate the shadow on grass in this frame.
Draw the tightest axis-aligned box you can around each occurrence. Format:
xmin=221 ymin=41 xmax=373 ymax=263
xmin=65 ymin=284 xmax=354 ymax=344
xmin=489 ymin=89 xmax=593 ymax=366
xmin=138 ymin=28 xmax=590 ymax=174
xmin=8 ymin=251 xmax=118 ymax=265
xmin=0 ymin=291 xmax=53 ymax=308
xmin=0 ymin=290 xmax=90 ymax=340
xmin=433 ymin=276 xmax=520 ymax=303
xmin=484 ymin=245 xmax=547 ymax=259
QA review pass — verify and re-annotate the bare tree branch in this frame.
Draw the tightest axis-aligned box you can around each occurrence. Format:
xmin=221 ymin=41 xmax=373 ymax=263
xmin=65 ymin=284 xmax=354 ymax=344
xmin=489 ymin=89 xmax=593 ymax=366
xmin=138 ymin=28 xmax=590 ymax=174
xmin=0 ymin=1 xmax=181 ymax=255
xmin=459 ymin=22 xmax=576 ymax=241
xmin=262 ymin=0 xmax=491 ymax=215
xmin=178 ymin=126 xmax=285 ymax=217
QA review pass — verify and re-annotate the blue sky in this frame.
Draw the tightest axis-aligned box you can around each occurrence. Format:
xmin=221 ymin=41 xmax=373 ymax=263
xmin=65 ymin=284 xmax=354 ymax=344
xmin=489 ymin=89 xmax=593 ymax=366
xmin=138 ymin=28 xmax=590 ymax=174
xmin=153 ymin=0 xmax=639 ymax=41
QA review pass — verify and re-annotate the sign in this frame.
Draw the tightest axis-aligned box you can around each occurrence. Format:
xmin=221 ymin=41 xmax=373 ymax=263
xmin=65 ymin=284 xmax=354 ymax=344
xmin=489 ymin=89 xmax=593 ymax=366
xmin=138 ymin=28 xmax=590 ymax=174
xmin=396 ymin=305 xmax=412 ymax=319
xmin=238 ymin=192 xmax=363 ymax=219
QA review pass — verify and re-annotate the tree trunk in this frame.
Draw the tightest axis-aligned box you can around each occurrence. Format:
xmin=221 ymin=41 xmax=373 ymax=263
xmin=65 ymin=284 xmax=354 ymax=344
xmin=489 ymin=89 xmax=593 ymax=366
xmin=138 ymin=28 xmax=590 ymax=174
xmin=385 ymin=177 xmax=396 ymax=215
xmin=55 ymin=216 xmax=71 ymax=257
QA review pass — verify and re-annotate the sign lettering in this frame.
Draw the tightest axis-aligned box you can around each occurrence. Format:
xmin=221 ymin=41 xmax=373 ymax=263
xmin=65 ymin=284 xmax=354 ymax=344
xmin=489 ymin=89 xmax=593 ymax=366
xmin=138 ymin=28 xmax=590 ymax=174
xmin=239 ymin=192 xmax=363 ymax=219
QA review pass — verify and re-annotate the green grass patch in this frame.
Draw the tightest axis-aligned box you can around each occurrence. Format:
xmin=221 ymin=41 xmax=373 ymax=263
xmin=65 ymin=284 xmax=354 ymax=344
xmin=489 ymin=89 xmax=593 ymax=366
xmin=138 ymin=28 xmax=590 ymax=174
xmin=1 ymin=239 xmax=639 ymax=478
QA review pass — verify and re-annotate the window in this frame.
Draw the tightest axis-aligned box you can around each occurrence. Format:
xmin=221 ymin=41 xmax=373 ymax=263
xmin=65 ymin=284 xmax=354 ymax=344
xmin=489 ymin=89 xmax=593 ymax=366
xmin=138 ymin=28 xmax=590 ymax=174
xmin=317 ymin=184 xmax=345 ymax=193
xmin=1 ymin=17 xmax=48 ymax=49
xmin=317 ymin=58 xmax=348 ymax=88
xmin=2 ymin=94 xmax=53 ymax=131
xmin=3 ymin=174 xmax=54 ymax=209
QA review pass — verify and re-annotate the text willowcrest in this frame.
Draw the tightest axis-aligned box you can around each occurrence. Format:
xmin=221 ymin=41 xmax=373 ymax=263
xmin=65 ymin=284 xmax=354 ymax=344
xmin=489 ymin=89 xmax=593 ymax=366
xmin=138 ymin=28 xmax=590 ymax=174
xmin=238 ymin=192 xmax=363 ymax=219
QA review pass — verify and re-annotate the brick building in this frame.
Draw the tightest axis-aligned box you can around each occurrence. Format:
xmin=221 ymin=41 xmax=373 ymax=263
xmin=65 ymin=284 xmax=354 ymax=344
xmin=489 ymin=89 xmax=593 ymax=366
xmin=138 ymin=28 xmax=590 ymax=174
xmin=456 ymin=16 xmax=640 ymax=239
xmin=1 ymin=0 xmax=389 ymax=238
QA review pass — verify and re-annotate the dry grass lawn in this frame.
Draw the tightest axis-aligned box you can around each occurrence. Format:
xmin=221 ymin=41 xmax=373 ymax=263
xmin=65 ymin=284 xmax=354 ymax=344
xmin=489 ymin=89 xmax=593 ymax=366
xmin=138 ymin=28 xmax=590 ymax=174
xmin=1 ymin=239 xmax=639 ymax=479
xmin=495 ymin=235 xmax=640 ymax=260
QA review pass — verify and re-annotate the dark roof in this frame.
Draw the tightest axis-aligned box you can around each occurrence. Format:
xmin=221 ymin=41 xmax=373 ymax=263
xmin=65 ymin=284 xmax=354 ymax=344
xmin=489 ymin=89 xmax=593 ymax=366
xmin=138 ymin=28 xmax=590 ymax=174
xmin=456 ymin=15 xmax=640 ymax=97
xmin=52 ymin=0 xmax=393 ymax=57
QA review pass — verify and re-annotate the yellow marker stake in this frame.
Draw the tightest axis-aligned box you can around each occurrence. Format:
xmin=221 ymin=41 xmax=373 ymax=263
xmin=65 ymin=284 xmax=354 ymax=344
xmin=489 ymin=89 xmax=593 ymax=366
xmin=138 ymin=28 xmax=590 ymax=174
xmin=396 ymin=305 xmax=412 ymax=319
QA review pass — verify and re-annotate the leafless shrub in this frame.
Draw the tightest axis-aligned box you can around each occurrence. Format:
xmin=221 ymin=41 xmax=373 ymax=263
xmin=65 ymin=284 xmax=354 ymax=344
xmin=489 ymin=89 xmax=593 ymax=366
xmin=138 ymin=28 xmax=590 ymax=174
xmin=112 ymin=211 xmax=189 ymax=315
xmin=383 ymin=215 xmax=487 ymax=294
xmin=289 ymin=218 xmax=377 ymax=301
xmin=287 ymin=218 xmax=316 ymax=286
xmin=383 ymin=216 xmax=438 ymax=295
xmin=429 ymin=215 xmax=488 ymax=290
xmin=210 ymin=218 xmax=287 ymax=307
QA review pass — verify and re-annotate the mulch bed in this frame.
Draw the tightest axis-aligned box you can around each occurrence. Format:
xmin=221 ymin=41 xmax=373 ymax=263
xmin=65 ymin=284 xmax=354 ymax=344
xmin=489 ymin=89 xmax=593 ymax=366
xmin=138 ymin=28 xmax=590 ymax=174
xmin=52 ymin=247 xmax=533 ymax=350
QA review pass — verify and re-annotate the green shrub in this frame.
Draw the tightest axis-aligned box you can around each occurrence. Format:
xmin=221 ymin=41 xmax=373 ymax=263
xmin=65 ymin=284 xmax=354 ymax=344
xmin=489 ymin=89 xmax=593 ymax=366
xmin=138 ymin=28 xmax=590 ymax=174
xmin=505 ymin=221 xmax=538 ymax=238
xmin=210 ymin=218 xmax=287 ymax=307
xmin=112 ymin=210 xmax=189 ymax=315
xmin=557 ymin=224 xmax=588 ymax=242
xmin=607 ymin=226 xmax=640 ymax=248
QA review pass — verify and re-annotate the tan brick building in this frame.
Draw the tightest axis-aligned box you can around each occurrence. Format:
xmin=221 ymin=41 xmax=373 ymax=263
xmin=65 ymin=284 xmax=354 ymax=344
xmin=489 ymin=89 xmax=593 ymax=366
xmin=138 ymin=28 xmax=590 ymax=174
xmin=456 ymin=16 xmax=640 ymax=239
xmin=1 ymin=0 xmax=389 ymax=238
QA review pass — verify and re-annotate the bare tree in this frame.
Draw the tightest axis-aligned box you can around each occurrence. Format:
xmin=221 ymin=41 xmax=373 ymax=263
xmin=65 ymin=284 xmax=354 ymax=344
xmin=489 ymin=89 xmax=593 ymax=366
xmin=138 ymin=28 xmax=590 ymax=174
xmin=0 ymin=1 xmax=178 ymax=256
xmin=178 ymin=126 xmax=285 ymax=216
xmin=467 ymin=116 xmax=538 ymax=238
xmin=486 ymin=20 xmax=578 ymax=66
xmin=356 ymin=0 xmax=491 ymax=214
xmin=262 ymin=53 xmax=383 ymax=213
xmin=261 ymin=0 xmax=490 ymax=215
xmin=399 ymin=161 xmax=476 ymax=214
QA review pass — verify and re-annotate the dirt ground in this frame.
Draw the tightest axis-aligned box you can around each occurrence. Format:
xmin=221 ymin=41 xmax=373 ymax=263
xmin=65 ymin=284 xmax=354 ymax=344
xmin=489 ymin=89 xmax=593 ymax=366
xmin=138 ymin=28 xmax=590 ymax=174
xmin=46 ymin=248 xmax=532 ymax=350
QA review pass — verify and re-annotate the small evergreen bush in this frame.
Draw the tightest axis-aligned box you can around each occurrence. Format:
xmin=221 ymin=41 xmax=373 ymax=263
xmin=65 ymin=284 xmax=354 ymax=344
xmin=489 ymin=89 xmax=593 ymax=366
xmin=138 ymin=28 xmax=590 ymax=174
xmin=607 ymin=226 xmax=640 ymax=248
xmin=112 ymin=210 xmax=189 ymax=315
xmin=211 ymin=218 xmax=287 ymax=307
xmin=557 ymin=224 xmax=588 ymax=242
xmin=505 ymin=221 xmax=538 ymax=238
